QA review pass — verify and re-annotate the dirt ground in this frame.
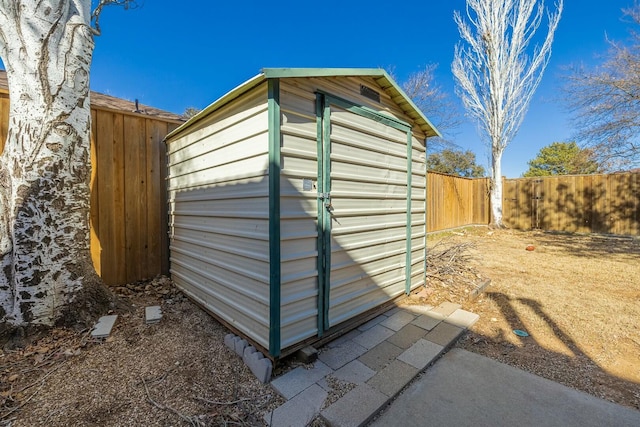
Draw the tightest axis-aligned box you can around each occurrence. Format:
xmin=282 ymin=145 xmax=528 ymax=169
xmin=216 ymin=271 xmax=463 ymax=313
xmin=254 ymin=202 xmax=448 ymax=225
xmin=0 ymin=278 xmax=285 ymax=426
xmin=1 ymin=229 xmax=639 ymax=425
xmin=424 ymin=228 xmax=640 ymax=411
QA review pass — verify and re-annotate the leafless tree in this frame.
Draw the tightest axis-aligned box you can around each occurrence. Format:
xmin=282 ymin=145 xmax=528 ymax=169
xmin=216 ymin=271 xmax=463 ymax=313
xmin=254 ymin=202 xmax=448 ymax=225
xmin=563 ymin=4 xmax=640 ymax=169
xmin=400 ymin=65 xmax=463 ymax=151
xmin=452 ymin=0 xmax=563 ymax=227
xmin=0 ymin=1 xmax=133 ymax=328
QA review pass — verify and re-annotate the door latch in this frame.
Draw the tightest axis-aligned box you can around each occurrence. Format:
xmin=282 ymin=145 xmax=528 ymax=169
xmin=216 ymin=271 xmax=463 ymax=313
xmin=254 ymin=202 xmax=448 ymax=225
xmin=319 ymin=192 xmax=332 ymax=211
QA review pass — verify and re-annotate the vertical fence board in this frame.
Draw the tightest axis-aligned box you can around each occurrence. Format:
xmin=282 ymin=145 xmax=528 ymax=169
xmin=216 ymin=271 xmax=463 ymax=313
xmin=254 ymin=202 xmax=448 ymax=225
xmin=503 ymin=179 xmax=515 ymax=228
xmin=112 ymin=114 xmax=128 ymax=284
xmin=633 ymin=173 xmax=640 ymax=236
xmin=542 ymin=177 xmax=553 ymax=230
xmin=91 ymin=111 xmax=114 ymax=283
xmin=146 ymin=120 xmax=162 ymax=280
xmin=0 ymin=87 xmax=182 ymax=286
xmin=579 ymin=176 xmax=593 ymax=233
xmin=599 ymin=175 xmax=607 ymax=232
xmin=427 ymin=172 xmax=490 ymax=232
xmin=123 ymin=115 xmax=147 ymax=283
xmin=518 ymin=179 xmax=529 ymax=229
xmin=95 ymin=110 xmax=116 ymax=284
xmin=90 ymin=109 xmax=100 ymax=276
xmin=500 ymin=173 xmax=640 ymax=236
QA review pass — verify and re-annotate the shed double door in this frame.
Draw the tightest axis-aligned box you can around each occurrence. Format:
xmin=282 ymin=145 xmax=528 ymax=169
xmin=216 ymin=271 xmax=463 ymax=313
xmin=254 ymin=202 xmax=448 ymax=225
xmin=315 ymin=93 xmax=413 ymax=334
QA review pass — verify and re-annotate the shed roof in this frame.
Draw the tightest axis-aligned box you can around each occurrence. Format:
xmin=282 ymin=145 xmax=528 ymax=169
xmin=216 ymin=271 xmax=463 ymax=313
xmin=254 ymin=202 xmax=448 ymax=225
xmin=167 ymin=68 xmax=441 ymax=140
xmin=0 ymin=70 xmax=183 ymax=123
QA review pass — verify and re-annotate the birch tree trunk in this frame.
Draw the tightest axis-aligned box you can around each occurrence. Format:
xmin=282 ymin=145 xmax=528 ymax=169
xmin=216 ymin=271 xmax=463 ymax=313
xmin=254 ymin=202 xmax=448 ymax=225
xmin=0 ymin=1 xmax=110 ymax=328
xmin=490 ymin=149 xmax=503 ymax=225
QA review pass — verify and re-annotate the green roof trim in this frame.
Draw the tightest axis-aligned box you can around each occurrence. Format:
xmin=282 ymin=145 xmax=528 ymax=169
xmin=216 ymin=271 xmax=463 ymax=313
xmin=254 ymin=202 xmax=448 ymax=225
xmin=262 ymin=68 xmax=388 ymax=79
xmin=165 ymin=73 xmax=266 ymax=141
xmin=263 ymin=68 xmax=440 ymax=138
xmin=166 ymin=68 xmax=441 ymax=141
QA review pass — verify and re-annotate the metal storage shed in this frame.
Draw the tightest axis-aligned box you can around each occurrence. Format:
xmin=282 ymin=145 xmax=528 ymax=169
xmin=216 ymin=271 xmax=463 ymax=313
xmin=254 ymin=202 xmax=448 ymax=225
xmin=165 ymin=68 xmax=440 ymax=358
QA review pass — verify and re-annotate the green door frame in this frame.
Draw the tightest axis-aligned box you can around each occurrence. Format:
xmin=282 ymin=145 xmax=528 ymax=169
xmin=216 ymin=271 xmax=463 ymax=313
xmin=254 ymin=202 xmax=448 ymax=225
xmin=314 ymin=91 xmax=414 ymax=336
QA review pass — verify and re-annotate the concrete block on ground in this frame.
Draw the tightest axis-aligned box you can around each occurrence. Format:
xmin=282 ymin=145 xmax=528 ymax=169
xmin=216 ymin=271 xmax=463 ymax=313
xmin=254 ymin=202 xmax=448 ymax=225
xmin=357 ymin=341 xmax=403 ymax=372
xmin=296 ymin=345 xmax=318 ymax=364
xmin=331 ymin=360 xmax=376 ymax=385
xmin=145 ymin=306 xmax=162 ymax=324
xmin=425 ymin=322 xmax=465 ymax=347
xmin=383 ymin=307 xmax=401 ymax=317
xmin=91 ymin=315 xmax=118 ymax=338
xmin=412 ymin=313 xmax=443 ymax=331
xmin=243 ymin=345 xmax=258 ymax=364
xmin=400 ymin=304 xmax=434 ymax=315
xmin=247 ymin=356 xmax=272 ymax=384
xmin=385 ymin=324 xmax=428 ymax=349
xmin=352 ymin=324 xmax=394 ymax=350
xmin=380 ymin=310 xmax=416 ymax=332
xmin=230 ymin=336 xmax=242 ymax=353
xmin=316 ymin=377 xmax=332 ymax=392
xmin=321 ymin=383 xmax=388 ymax=427
xmin=469 ymin=279 xmax=491 ymax=300
xmin=319 ymin=340 xmax=368 ymax=370
xmin=445 ymin=309 xmax=480 ymax=329
xmin=397 ymin=338 xmax=444 ymax=370
xmin=327 ymin=329 xmax=362 ymax=348
xmin=357 ymin=315 xmax=386 ymax=332
xmin=234 ymin=338 xmax=248 ymax=357
xmin=271 ymin=360 xmax=332 ymax=400
xmin=430 ymin=302 xmax=462 ymax=317
xmin=264 ymin=384 xmax=327 ymax=427
xmin=367 ymin=359 xmax=418 ymax=398
xmin=224 ymin=334 xmax=236 ymax=351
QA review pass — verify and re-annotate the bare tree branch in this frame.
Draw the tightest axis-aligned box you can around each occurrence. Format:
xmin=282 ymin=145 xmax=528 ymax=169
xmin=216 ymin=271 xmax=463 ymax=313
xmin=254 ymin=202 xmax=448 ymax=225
xmin=91 ymin=0 xmax=137 ymax=35
xmin=388 ymin=64 xmax=463 ymax=152
xmin=562 ymin=4 xmax=640 ymax=169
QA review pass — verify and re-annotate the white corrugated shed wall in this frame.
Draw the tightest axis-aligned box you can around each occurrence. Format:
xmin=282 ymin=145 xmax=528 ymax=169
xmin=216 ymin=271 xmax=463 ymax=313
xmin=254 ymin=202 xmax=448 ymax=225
xmin=278 ymin=81 xmax=321 ymax=348
xmin=166 ymin=84 xmax=272 ymax=348
xmin=410 ymin=135 xmax=427 ymax=288
xmin=278 ymin=76 xmax=427 ymax=348
xmin=327 ymin=105 xmax=409 ymax=326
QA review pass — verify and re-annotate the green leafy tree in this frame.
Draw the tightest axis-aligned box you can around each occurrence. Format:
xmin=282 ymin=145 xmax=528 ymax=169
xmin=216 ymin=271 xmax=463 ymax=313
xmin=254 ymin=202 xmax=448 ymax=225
xmin=427 ymin=149 xmax=486 ymax=177
xmin=523 ymin=142 xmax=601 ymax=176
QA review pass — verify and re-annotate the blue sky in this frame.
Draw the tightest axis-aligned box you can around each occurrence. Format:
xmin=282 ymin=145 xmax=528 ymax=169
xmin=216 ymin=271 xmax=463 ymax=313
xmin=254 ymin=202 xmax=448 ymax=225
xmin=89 ymin=1 xmax=632 ymax=176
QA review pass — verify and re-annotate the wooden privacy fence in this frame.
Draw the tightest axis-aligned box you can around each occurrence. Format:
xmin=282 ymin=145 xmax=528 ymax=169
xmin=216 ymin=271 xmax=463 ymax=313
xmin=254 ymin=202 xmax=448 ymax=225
xmin=427 ymin=171 xmax=490 ymax=232
xmin=503 ymin=173 xmax=640 ymax=235
xmin=2 ymin=76 xmax=637 ymax=287
xmin=427 ymin=171 xmax=640 ymax=236
xmin=0 ymin=74 xmax=183 ymax=285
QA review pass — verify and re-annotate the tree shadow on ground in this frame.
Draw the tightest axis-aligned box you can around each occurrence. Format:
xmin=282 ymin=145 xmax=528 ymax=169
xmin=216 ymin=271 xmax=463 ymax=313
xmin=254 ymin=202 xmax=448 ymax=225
xmin=460 ymin=291 xmax=640 ymax=410
xmin=533 ymin=231 xmax=640 ymax=259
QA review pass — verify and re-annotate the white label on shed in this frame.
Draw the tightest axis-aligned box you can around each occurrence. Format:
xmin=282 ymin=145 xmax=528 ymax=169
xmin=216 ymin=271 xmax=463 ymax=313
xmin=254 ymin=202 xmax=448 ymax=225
xmin=302 ymin=179 xmax=314 ymax=191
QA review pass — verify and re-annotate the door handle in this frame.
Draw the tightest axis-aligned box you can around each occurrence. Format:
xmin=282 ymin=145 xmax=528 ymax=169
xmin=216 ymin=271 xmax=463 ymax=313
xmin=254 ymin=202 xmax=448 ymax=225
xmin=320 ymin=192 xmax=333 ymax=212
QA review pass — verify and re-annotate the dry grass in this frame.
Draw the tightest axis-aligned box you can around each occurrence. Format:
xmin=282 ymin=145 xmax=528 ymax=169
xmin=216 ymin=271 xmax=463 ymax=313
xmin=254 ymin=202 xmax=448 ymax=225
xmin=426 ymin=228 xmax=640 ymax=410
xmin=1 ymin=278 xmax=283 ymax=426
